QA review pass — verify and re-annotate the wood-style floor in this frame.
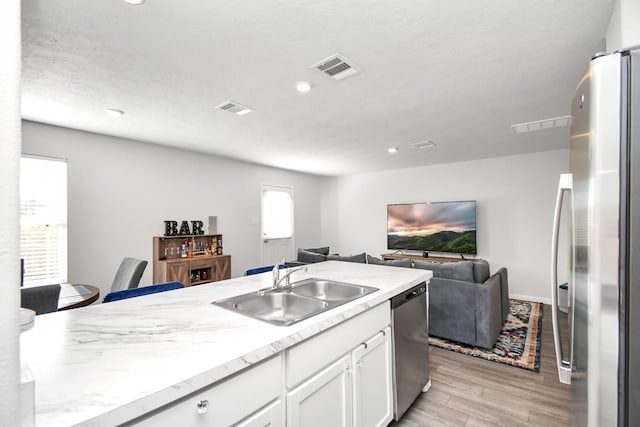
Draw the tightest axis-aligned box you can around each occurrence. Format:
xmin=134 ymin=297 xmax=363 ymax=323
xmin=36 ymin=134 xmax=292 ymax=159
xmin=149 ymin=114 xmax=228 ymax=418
xmin=391 ymin=305 xmax=570 ymax=426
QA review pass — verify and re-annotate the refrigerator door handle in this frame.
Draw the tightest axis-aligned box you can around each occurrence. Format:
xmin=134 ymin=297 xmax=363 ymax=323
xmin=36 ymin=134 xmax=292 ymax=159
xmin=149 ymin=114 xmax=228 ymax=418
xmin=551 ymin=173 xmax=573 ymax=384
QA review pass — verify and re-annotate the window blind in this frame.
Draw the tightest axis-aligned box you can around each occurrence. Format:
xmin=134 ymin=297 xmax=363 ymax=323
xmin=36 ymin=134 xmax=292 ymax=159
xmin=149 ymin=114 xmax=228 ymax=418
xmin=20 ymin=156 xmax=68 ymax=287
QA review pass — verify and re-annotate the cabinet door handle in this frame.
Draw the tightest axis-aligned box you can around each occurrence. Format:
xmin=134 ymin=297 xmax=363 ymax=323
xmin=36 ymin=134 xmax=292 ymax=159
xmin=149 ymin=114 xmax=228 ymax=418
xmin=196 ymin=399 xmax=209 ymax=414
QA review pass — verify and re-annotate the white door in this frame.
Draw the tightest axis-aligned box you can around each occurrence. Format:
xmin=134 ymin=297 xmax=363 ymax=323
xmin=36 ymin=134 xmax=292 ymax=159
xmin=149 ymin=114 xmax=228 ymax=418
xmin=261 ymin=185 xmax=294 ymax=266
xmin=287 ymin=354 xmax=352 ymax=427
xmin=352 ymin=328 xmax=393 ymax=427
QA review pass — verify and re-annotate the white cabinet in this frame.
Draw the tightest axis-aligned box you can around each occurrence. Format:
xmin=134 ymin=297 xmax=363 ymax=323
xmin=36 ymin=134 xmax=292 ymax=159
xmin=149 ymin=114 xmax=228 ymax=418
xmin=130 ymin=355 xmax=282 ymax=427
xmin=236 ymin=399 xmax=284 ymax=427
xmin=285 ymin=303 xmax=392 ymax=427
xmin=352 ymin=327 xmax=393 ymax=427
xmin=286 ymin=302 xmax=390 ymax=388
xmin=129 ymin=303 xmax=392 ymax=427
xmin=287 ymin=354 xmax=353 ymax=427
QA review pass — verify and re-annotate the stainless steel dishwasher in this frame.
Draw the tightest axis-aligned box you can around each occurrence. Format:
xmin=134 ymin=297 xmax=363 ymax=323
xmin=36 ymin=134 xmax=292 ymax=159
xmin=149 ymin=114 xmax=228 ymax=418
xmin=391 ymin=281 xmax=430 ymax=420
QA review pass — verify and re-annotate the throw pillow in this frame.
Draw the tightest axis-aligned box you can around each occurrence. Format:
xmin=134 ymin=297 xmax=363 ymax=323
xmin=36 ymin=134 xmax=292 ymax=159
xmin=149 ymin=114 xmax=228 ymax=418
xmin=297 ymin=249 xmax=328 ymax=263
xmin=366 ymin=255 xmax=385 ymax=265
xmin=413 ymin=260 xmax=474 ymax=282
xmin=302 ymin=246 xmax=330 ymax=256
xmin=366 ymin=255 xmax=412 ymax=268
xmin=327 ymin=252 xmax=367 ymax=264
xmin=385 ymin=258 xmax=413 ymax=268
xmin=472 ymin=260 xmax=490 ymax=283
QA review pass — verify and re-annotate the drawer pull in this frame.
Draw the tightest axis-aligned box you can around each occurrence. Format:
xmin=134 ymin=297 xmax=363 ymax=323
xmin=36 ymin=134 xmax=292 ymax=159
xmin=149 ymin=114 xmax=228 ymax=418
xmin=196 ymin=399 xmax=209 ymax=414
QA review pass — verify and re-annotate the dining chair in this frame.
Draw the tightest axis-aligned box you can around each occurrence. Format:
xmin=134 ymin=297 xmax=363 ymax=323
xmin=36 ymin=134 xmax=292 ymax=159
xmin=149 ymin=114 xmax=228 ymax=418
xmin=110 ymin=257 xmax=148 ymax=293
xmin=102 ymin=281 xmax=184 ymax=303
xmin=21 ymin=284 xmax=61 ymax=315
xmin=244 ymin=264 xmax=286 ymax=276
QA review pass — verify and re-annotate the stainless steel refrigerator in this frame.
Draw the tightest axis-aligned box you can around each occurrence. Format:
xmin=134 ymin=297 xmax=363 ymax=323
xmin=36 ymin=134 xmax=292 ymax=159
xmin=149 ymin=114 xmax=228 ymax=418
xmin=551 ymin=47 xmax=640 ymax=426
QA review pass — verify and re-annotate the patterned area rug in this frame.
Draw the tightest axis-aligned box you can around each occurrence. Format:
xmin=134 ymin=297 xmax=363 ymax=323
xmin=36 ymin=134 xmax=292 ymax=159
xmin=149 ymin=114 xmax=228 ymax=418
xmin=428 ymin=299 xmax=543 ymax=372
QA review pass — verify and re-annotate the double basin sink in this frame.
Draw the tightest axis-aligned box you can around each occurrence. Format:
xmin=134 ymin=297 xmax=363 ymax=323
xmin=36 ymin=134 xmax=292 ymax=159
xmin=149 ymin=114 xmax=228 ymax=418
xmin=213 ymin=278 xmax=379 ymax=326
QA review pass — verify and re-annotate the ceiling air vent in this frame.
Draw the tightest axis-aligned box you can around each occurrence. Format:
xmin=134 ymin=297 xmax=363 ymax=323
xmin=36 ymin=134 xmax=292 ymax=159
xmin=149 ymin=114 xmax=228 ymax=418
xmin=311 ymin=54 xmax=360 ymax=80
xmin=215 ymin=101 xmax=253 ymax=116
xmin=510 ymin=115 xmax=572 ymax=133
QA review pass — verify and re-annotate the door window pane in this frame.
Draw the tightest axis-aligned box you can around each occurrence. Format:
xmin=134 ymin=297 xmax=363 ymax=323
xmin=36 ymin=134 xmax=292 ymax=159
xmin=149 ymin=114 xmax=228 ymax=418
xmin=262 ymin=186 xmax=293 ymax=239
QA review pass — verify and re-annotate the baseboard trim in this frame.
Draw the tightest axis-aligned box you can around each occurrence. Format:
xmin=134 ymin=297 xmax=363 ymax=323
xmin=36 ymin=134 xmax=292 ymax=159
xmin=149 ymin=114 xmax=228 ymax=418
xmin=510 ymin=293 xmax=551 ymax=305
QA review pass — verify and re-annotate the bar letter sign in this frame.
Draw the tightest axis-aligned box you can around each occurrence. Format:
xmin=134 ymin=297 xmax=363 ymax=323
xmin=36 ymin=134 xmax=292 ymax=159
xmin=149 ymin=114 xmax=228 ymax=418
xmin=164 ymin=220 xmax=205 ymax=236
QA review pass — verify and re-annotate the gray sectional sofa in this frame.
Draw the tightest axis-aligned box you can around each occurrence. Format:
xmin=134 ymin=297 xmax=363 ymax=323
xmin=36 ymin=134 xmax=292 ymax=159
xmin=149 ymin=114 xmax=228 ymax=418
xmin=290 ymin=248 xmax=510 ymax=349
xmin=414 ymin=259 xmax=509 ymax=349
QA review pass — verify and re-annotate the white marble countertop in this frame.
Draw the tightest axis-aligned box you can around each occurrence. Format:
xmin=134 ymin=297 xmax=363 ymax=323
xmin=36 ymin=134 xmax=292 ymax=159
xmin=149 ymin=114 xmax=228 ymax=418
xmin=21 ymin=261 xmax=430 ymax=426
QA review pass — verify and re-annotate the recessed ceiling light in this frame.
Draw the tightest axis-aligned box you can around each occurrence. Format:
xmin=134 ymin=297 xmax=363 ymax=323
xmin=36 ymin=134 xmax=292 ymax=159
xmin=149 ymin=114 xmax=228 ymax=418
xmin=388 ymin=147 xmax=398 ymax=154
xmin=105 ymin=109 xmax=125 ymax=118
xmin=295 ymin=81 xmax=312 ymax=93
xmin=123 ymin=0 xmax=145 ymax=5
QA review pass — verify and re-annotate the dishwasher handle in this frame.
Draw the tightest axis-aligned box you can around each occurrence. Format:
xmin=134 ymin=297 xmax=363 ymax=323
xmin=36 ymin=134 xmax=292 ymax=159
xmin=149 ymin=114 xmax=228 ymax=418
xmin=392 ymin=282 xmax=426 ymax=309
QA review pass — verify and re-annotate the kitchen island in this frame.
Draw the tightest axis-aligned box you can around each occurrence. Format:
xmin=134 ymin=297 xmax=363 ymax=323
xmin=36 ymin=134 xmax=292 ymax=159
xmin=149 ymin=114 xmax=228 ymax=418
xmin=21 ymin=261 xmax=430 ymax=426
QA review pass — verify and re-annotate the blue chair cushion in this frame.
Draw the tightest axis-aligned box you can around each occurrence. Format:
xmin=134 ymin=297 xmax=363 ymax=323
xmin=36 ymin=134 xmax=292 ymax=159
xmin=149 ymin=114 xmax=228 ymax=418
xmin=245 ymin=264 xmax=286 ymax=276
xmin=103 ymin=281 xmax=184 ymax=303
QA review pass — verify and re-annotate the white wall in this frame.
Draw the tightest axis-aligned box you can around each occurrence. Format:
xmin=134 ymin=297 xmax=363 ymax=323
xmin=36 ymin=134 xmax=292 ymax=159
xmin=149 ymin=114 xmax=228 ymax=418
xmin=22 ymin=121 xmax=326 ymax=298
xmin=329 ymin=149 xmax=569 ymax=303
xmin=320 ymin=177 xmax=340 ymax=250
xmin=0 ymin=0 xmax=22 ymax=423
xmin=606 ymin=0 xmax=640 ymax=52
xmin=22 ymin=119 xmax=569 ymax=303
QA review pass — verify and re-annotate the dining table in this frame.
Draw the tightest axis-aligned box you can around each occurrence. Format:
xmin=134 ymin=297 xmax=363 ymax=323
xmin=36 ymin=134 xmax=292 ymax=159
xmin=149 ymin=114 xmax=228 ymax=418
xmin=57 ymin=283 xmax=100 ymax=311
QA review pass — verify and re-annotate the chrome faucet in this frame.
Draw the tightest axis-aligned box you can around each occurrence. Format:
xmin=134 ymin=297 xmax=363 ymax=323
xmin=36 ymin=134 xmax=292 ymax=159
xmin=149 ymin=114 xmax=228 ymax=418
xmin=272 ymin=263 xmax=307 ymax=290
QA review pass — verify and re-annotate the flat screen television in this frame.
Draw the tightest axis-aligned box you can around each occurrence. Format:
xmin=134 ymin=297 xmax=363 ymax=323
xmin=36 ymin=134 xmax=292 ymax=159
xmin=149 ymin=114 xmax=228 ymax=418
xmin=387 ymin=201 xmax=477 ymax=255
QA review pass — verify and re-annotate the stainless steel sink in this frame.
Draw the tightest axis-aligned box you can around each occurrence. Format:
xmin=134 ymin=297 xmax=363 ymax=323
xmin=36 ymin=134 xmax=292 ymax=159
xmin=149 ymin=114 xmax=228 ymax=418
xmin=212 ymin=278 xmax=378 ymax=326
xmin=232 ymin=292 xmax=328 ymax=325
xmin=290 ymin=278 xmax=374 ymax=301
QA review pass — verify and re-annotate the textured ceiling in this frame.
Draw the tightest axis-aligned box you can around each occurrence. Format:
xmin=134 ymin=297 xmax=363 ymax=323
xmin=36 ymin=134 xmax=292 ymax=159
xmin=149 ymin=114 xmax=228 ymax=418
xmin=21 ymin=0 xmax=615 ymax=176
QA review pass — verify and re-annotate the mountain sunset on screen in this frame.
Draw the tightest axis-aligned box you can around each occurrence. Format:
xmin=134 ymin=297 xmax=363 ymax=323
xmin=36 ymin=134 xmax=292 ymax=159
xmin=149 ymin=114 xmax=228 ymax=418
xmin=387 ymin=201 xmax=477 ymax=254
